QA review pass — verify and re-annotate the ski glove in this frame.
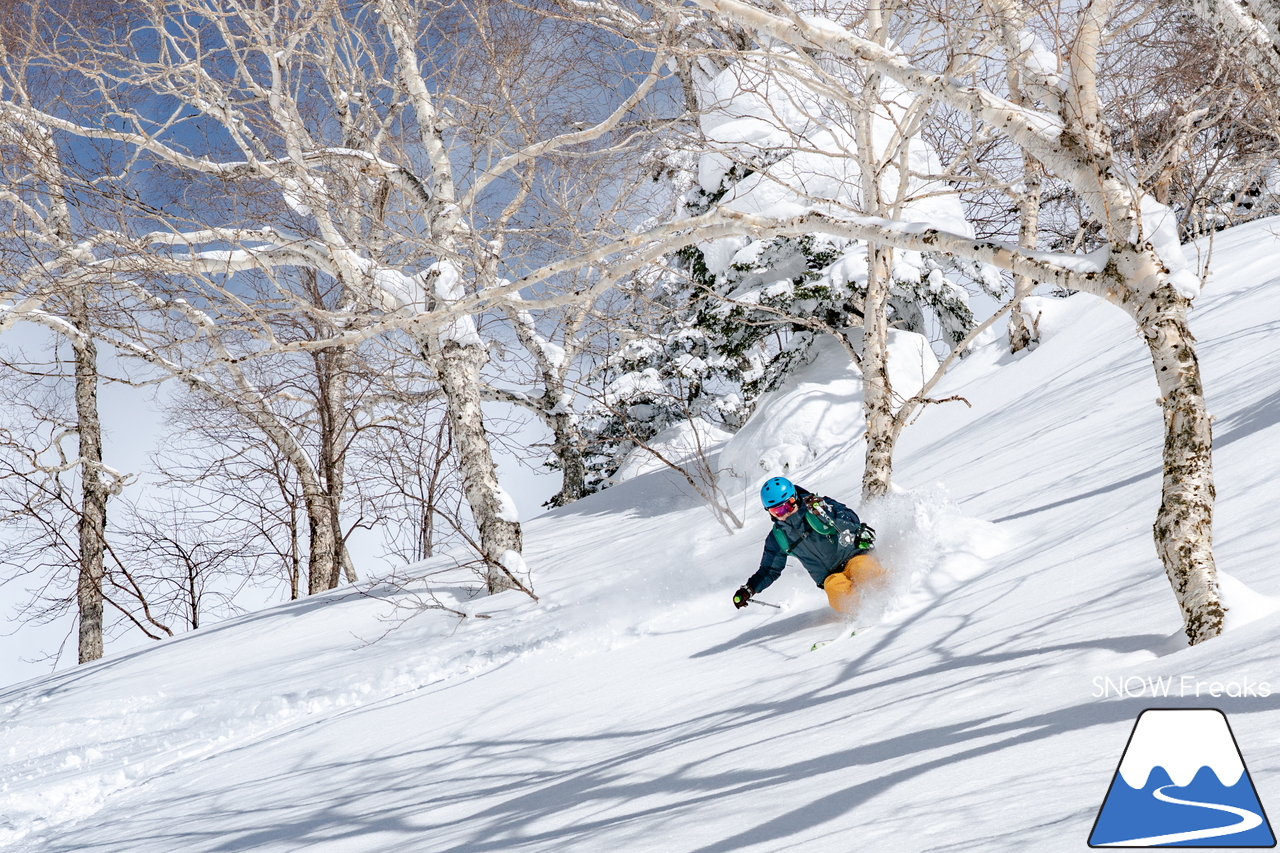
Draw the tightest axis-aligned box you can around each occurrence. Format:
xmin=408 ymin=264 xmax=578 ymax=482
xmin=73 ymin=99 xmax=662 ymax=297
xmin=732 ymin=586 xmax=753 ymax=609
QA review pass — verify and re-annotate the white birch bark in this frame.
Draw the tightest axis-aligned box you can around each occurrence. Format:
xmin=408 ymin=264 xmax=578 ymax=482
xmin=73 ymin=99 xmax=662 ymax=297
xmin=497 ymin=302 xmax=589 ymax=508
xmin=1008 ymin=158 xmax=1043 ymax=353
xmin=860 ymin=244 xmax=896 ymax=502
xmin=1111 ymin=248 xmax=1224 ymax=642
xmin=855 ymin=6 xmax=895 ymax=503
xmin=434 ymin=335 xmax=524 ymax=593
xmin=987 ymin=0 xmax=1046 ymax=353
xmin=849 ymin=15 xmax=893 ymax=499
xmin=69 ymin=285 xmax=106 ymax=663
xmin=314 ymin=344 xmax=354 ymax=592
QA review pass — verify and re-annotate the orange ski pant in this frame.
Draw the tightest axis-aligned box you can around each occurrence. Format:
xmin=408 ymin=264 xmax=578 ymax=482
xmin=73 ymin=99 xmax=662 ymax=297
xmin=822 ymin=552 xmax=886 ymax=614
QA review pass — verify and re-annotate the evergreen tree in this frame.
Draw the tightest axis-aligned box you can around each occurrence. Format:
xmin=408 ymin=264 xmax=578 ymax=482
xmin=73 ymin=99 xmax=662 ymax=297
xmin=580 ymin=48 xmax=1001 ymax=490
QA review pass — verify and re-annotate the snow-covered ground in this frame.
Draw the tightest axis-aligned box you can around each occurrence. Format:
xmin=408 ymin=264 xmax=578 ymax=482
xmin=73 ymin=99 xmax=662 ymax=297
xmin=5 ymin=219 xmax=1280 ymax=852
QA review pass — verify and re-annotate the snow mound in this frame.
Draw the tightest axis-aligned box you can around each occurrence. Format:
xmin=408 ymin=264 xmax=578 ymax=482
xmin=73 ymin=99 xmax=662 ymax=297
xmin=1218 ymin=570 xmax=1280 ymax=632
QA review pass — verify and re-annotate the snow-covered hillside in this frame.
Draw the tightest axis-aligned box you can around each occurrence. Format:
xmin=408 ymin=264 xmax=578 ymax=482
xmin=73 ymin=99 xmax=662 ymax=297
xmin=5 ymin=220 xmax=1280 ymax=852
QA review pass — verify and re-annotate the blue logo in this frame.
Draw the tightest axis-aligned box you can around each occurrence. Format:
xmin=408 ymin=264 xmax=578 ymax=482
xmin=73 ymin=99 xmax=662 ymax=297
xmin=1090 ymin=708 xmax=1275 ymax=847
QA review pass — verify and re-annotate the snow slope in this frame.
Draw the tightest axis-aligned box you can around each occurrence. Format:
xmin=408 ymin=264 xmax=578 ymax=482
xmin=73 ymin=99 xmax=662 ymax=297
xmin=6 ymin=220 xmax=1280 ymax=852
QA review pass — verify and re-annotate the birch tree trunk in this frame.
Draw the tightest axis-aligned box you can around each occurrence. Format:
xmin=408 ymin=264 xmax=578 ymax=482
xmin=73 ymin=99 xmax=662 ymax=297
xmin=1008 ymin=159 xmax=1043 ymax=351
xmin=535 ymin=369 xmax=586 ymax=509
xmin=69 ymin=286 xmax=107 ymax=663
xmin=549 ymin=408 xmax=587 ymax=507
xmin=437 ymin=337 xmax=523 ymax=593
xmin=1148 ymin=312 xmax=1222 ymax=642
xmin=498 ymin=301 xmax=588 ymax=508
xmin=315 ymin=344 xmax=356 ymax=590
xmin=1113 ymin=252 xmax=1225 ymax=643
xmin=303 ymin=484 xmax=341 ymax=596
xmin=28 ymin=92 xmax=112 ymax=662
xmin=857 ymin=8 xmax=901 ymax=502
xmin=861 ymin=244 xmax=896 ymax=502
xmin=1065 ymin=0 xmax=1224 ymax=643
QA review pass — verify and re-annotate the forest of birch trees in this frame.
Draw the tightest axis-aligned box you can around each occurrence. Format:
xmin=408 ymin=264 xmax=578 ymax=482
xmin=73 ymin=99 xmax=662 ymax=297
xmin=2 ymin=0 xmax=1279 ymax=663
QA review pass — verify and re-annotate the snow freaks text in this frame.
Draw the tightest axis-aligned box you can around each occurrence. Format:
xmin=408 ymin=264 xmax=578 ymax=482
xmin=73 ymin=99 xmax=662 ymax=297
xmin=1092 ymin=676 xmax=1273 ymax=699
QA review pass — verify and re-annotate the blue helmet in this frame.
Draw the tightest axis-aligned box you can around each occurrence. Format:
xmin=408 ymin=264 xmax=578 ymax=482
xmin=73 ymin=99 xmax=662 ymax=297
xmin=760 ymin=476 xmax=796 ymax=508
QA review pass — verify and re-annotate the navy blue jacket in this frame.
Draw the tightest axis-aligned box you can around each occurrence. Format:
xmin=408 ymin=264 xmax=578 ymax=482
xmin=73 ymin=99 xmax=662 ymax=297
xmin=747 ymin=489 xmax=865 ymax=593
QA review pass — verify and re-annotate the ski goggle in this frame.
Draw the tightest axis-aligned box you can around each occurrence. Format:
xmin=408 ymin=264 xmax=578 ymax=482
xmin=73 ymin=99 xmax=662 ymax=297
xmin=766 ymin=496 xmax=798 ymax=518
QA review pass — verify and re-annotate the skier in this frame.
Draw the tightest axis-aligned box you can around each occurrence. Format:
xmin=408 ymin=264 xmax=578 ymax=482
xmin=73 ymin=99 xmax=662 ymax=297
xmin=733 ymin=476 xmax=884 ymax=614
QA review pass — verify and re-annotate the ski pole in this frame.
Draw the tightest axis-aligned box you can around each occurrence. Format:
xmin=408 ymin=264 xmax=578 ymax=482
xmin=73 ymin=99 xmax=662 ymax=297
xmin=749 ymin=598 xmax=781 ymax=609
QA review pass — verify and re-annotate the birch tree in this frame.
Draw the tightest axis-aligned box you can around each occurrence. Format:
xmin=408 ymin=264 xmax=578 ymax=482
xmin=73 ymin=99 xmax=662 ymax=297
xmin=114 ymin=497 xmax=261 ymax=632
xmin=0 ymin=17 xmax=130 ymax=661
xmin=734 ymin=0 xmax=1224 ymax=641
xmin=9 ymin=0 xmax=669 ymax=594
xmin=154 ymin=400 xmax=312 ymax=599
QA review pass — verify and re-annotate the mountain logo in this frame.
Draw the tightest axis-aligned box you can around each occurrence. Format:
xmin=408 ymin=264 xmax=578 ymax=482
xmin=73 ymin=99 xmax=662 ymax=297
xmin=1089 ymin=708 xmax=1275 ymax=847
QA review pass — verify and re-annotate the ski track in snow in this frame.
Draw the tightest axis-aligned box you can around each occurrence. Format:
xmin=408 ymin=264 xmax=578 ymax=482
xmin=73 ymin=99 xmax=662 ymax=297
xmin=0 ymin=636 xmax=538 ymax=847
xmin=0 ymin=569 xmax=662 ymax=849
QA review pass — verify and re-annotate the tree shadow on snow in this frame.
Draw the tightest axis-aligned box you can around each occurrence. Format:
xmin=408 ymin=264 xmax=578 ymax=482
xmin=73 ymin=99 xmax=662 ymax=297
xmin=1215 ymin=385 xmax=1280 ymax=450
xmin=991 ymin=468 xmax=1160 ymax=523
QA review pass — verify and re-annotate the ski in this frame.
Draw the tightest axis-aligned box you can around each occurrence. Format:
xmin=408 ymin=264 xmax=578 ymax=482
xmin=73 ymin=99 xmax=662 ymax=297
xmin=810 ymin=629 xmax=857 ymax=651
